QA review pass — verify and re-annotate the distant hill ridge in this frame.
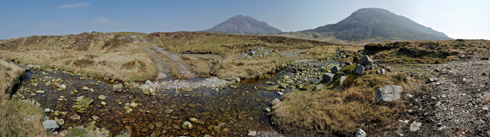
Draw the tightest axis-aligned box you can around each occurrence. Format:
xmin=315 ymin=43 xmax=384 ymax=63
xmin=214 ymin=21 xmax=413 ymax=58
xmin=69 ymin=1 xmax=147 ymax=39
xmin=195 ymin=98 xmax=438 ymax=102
xmin=203 ymin=15 xmax=282 ymax=34
xmin=288 ymin=8 xmax=452 ymax=42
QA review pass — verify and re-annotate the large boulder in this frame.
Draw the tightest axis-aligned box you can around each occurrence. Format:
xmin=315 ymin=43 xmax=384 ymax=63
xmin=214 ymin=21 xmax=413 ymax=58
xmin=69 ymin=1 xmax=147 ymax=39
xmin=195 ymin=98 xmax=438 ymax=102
xmin=43 ymin=120 xmax=60 ymax=133
xmin=322 ymin=73 xmax=335 ymax=83
xmin=375 ymin=85 xmax=403 ymax=102
xmin=357 ymin=55 xmax=374 ymax=66
xmin=354 ymin=64 xmax=365 ymax=75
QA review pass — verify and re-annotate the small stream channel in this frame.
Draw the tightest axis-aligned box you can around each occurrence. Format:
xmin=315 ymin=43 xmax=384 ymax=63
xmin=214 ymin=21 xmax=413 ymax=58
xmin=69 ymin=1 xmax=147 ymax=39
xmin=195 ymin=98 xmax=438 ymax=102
xmin=12 ymin=60 xmax=337 ymax=136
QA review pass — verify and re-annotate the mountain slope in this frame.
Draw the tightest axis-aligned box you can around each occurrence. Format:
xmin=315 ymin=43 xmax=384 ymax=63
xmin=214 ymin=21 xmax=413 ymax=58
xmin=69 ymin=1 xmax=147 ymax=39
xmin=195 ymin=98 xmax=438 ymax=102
xmin=204 ymin=15 xmax=282 ymax=34
xmin=292 ymin=8 xmax=451 ymax=42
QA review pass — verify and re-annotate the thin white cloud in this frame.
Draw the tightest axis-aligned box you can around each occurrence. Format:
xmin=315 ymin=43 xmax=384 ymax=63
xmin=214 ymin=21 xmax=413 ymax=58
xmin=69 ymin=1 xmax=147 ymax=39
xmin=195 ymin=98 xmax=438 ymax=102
xmin=59 ymin=2 xmax=90 ymax=9
xmin=92 ymin=17 xmax=122 ymax=26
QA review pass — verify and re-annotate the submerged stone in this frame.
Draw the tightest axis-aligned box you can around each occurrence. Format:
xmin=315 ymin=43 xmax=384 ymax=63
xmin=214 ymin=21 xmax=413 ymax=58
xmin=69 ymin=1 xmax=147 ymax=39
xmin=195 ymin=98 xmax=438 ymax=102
xmin=73 ymin=96 xmax=94 ymax=113
xmin=182 ymin=121 xmax=193 ymax=129
xmin=113 ymin=83 xmax=123 ymax=92
xmin=189 ymin=118 xmax=205 ymax=125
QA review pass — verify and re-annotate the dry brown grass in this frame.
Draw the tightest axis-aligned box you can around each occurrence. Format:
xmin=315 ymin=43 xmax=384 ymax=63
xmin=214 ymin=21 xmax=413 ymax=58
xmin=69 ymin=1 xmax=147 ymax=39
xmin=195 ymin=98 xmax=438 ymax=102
xmin=0 ymin=33 xmax=156 ymax=81
xmin=367 ymin=40 xmax=490 ymax=64
xmin=0 ymin=59 xmax=48 ymax=136
xmin=147 ymin=32 xmax=341 ymax=80
xmin=272 ymin=70 xmax=411 ymax=136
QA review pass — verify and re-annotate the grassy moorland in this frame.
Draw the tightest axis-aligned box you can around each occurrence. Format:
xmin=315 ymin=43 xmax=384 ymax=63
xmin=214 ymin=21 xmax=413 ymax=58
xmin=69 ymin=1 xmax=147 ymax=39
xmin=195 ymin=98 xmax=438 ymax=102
xmin=270 ymin=39 xmax=490 ymax=136
xmin=0 ymin=59 xmax=47 ymax=136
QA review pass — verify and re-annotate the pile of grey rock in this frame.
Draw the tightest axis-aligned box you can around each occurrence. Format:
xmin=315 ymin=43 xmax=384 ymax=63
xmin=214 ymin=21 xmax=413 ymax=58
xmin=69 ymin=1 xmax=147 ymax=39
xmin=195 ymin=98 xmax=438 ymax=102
xmin=240 ymin=47 xmax=276 ymax=59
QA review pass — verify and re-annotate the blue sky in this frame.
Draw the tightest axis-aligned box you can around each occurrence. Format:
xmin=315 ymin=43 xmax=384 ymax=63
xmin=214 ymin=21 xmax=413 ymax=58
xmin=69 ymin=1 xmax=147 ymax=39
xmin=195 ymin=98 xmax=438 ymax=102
xmin=1 ymin=0 xmax=489 ymax=39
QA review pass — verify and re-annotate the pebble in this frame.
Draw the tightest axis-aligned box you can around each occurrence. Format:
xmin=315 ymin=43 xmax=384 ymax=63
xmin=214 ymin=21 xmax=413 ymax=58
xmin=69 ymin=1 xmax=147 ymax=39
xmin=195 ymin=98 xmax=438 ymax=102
xmin=247 ymin=130 xmax=257 ymax=136
xmin=129 ymin=102 xmax=138 ymax=108
xmin=98 ymin=95 xmax=106 ymax=100
xmin=189 ymin=118 xmax=205 ymax=125
xmin=36 ymin=90 xmax=45 ymax=94
xmin=182 ymin=121 xmax=193 ymax=129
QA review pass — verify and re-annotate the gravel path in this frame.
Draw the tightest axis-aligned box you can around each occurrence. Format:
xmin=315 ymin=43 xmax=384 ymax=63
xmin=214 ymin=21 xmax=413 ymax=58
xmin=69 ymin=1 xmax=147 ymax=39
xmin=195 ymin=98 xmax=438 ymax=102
xmin=134 ymin=36 xmax=196 ymax=79
xmin=404 ymin=59 xmax=490 ymax=136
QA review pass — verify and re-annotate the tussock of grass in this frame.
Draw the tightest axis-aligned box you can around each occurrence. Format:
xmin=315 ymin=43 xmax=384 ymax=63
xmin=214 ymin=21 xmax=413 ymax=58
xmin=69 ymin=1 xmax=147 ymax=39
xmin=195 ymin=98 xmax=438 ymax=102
xmin=271 ymin=70 xmax=411 ymax=136
xmin=0 ymin=59 xmax=47 ymax=136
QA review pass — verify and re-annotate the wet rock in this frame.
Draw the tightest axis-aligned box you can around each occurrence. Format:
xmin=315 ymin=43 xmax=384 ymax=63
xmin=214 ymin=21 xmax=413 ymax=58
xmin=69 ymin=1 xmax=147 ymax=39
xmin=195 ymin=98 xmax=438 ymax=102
xmin=45 ymin=81 xmax=51 ymax=86
xmin=82 ymin=86 xmax=90 ymax=91
xmin=54 ymin=117 xmax=64 ymax=126
xmin=165 ymin=109 xmax=174 ymax=114
xmin=263 ymin=107 xmax=272 ymax=112
xmin=375 ymin=85 xmax=403 ymax=102
xmin=355 ymin=128 xmax=367 ymax=137
xmin=73 ymin=96 xmax=93 ymax=113
xmin=98 ymin=95 xmax=106 ymax=100
xmin=213 ymin=126 xmax=221 ymax=131
xmin=53 ymin=110 xmax=60 ymax=116
xmin=43 ymin=120 xmax=60 ymax=133
xmin=129 ymin=102 xmax=138 ymax=108
xmin=58 ymin=96 xmax=66 ymax=101
xmin=277 ymin=91 xmax=284 ymax=96
xmin=189 ymin=118 xmax=205 ymax=125
xmin=265 ymin=81 xmax=274 ymax=85
xmin=357 ymin=55 xmax=373 ymax=66
xmin=71 ymin=89 xmax=79 ymax=94
xmin=116 ymin=129 xmax=131 ymax=137
xmin=113 ymin=83 xmax=123 ymax=92
xmin=92 ymin=115 xmax=99 ymax=120
xmin=70 ymin=114 xmax=81 ymax=120
xmin=354 ymin=64 xmax=365 ymax=75
xmin=248 ymin=130 xmax=257 ymax=136
xmin=410 ymin=121 xmax=422 ymax=131
xmin=271 ymin=98 xmax=281 ymax=106
xmin=155 ymin=122 xmax=163 ymax=128
xmin=313 ymin=84 xmax=323 ymax=91
xmin=322 ymin=73 xmax=335 ymax=83
xmin=182 ymin=121 xmax=193 ymax=129
xmin=264 ymin=85 xmax=279 ymax=91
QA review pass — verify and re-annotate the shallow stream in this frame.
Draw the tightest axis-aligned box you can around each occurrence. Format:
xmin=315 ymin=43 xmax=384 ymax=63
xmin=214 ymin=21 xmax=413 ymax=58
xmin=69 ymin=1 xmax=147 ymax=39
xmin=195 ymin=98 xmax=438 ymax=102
xmin=13 ymin=60 xmax=335 ymax=136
